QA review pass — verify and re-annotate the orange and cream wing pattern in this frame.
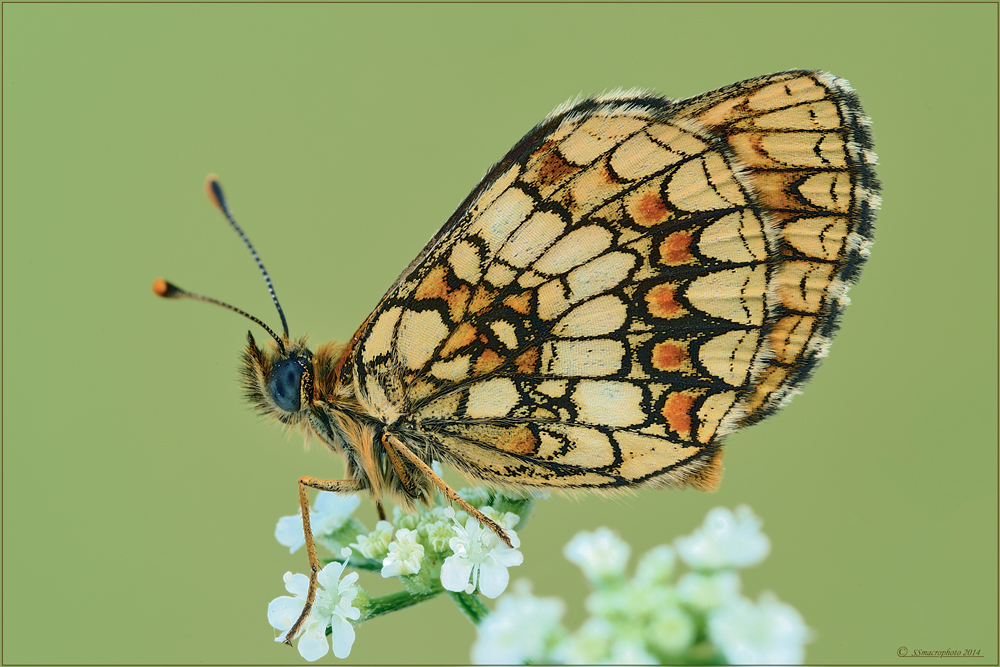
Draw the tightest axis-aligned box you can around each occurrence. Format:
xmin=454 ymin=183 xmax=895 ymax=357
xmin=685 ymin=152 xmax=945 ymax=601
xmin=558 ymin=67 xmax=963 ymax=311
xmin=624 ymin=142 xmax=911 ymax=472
xmin=348 ymin=70 xmax=877 ymax=492
xmin=671 ymin=71 xmax=879 ymax=426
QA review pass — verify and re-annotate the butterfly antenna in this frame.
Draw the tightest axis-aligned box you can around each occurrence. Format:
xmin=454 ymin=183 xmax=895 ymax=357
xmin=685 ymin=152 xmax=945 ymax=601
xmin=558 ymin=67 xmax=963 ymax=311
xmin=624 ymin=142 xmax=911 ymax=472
xmin=152 ymin=278 xmax=287 ymax=356
xmin=203 ymin=174 xmax=291 ymax=340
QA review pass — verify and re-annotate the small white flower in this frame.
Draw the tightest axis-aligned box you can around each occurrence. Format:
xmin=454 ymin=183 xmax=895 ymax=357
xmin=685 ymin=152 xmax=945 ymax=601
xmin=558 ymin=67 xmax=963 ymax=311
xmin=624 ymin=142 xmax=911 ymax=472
xmin=607 ymin=639 xmax=658 ymax=665
xmin=623 ymin=581 xmax=679 ymax=620
xmin=381 ymin=528 xmax=425 ymax=577
xmin=584 ymin=580 xmax=674 ymax=624
xmin=267 ymin=571 xmax=311 ymax=642
xmin=423 ymin=519 xmax=455 ymax=552
xmin=266 ymin=561 xmax=362 ymax=661
xmin=392 ymin=506 xmax=420 ymax=531
xmin=440 ymin=516 xmax=523 ymax=598
xmin=634 ymin=544 xmax=676 ymax=585
xmin=350 ymin=520 xmax=394 ymax=560
xmin=320 ymin=563 xmax=362 ymax=659
xmin=328 ymin=597 xmax=361 ymax=659
xmin=471 ymin=580 xmax=565 ymax=664
xmin=563 ymin=527 xmax=630 ymax=582
xmin=675 ymin=505 xmax=770 ymax=570
xmin=550 ymin=617 xmax=614 ymax=664
xmin=446 ymin=507 xmax=471 ymax=528
xmin=676 ymin=570 xmax=741 ymax=611
xmin=481 ymin=506 xmax=521 ymax=532
xmin=275 ymin=516 xmax=307 ymax=553
xmin=274 ymin=492 xmax=361 ymax=553
xmin=708 ymin=592 xmax=811 ymax=664
xmin=646 ymin=604 xmax=696 ymax=654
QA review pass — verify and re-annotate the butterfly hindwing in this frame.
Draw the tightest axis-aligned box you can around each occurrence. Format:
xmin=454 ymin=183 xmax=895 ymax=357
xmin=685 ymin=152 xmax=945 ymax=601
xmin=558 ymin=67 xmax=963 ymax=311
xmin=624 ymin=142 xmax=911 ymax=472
xmin=672 ymin=70 xmax=879 ymax=426
xmin=348 ymin=70 xmax=877 ymax=492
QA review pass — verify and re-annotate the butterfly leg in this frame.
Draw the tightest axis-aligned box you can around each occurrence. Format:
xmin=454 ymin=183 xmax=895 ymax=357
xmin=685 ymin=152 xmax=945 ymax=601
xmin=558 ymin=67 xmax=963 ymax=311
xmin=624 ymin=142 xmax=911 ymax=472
xmin=382 ymin=434 xmax=428 ymax=499
xmin=381 ymin=433 xmax=513 ymax=548
xmin=283 ymin=476 xmax=364 ymax=646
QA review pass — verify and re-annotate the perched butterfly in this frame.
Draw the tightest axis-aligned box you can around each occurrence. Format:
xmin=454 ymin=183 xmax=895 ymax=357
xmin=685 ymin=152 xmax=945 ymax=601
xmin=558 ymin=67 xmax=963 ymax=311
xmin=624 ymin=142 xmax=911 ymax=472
xmin=155 ymin=70 xmax=877 ymax=642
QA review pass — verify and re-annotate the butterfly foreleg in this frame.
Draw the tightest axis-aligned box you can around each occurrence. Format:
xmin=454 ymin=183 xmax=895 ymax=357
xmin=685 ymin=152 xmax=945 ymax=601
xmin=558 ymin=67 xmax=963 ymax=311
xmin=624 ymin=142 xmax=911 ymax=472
xmin=381 ymin=433 xmax=513 ymax=548
xmin=283 ymin=476 xmax=364 ymax=646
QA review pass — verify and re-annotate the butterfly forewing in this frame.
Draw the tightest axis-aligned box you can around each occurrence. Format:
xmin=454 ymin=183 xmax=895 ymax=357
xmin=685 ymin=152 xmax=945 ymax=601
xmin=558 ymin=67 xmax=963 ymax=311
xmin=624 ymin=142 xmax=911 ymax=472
xmin=348 ymin=70 xmax=876 ymax=493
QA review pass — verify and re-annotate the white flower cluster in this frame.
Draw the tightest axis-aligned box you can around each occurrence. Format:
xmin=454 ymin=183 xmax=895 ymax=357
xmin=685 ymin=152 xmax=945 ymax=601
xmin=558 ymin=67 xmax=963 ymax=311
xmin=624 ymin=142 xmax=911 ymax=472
xmin=440 ymin=507 xmax=523 ymax=599
xmin=471 ymin=506 xmax=811 ymax=665
xmin=267 ymin=551 xmax=361 ymax=662
xmin=269 ymin=490 xmax=530 ymax=661
xmin=274 ymin=493 xmax=363 ymax=555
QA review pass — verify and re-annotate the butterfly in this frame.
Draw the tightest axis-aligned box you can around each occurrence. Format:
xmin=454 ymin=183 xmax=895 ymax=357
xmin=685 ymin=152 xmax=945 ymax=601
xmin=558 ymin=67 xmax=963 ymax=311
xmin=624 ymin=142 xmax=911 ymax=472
xmin=155 ymin=70 xmax=878 ymax=643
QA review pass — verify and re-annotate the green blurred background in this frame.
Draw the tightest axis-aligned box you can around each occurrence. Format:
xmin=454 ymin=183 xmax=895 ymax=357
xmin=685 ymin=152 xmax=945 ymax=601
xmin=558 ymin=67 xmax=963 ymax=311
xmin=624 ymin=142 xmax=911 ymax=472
xmin=3 ymin=3 xmax=996 ymax=664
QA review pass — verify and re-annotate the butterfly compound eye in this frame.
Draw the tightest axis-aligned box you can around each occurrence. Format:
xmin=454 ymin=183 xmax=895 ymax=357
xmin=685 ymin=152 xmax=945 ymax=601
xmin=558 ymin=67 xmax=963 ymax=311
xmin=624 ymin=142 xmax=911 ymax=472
xmin=268 ymin=358 xmax=312 ymax=412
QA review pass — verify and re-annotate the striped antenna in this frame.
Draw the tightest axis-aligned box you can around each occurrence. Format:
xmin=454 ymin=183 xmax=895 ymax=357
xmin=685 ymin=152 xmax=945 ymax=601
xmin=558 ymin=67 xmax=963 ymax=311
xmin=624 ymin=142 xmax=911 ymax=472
xmin=204 ymin=174 xmax=290 ymax=340
xmin=153 ymin=278 xmax=286 ymax=356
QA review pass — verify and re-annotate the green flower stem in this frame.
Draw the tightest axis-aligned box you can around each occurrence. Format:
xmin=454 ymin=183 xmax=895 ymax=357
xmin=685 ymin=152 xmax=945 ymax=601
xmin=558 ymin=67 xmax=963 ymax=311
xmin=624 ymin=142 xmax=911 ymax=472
xmin=447 ymin=590 xmax=491 ymax=625
xmin=359 ymin=588 xmax=443 ymax=622
xmin=321 ymin=556 xmax=383 ymax=572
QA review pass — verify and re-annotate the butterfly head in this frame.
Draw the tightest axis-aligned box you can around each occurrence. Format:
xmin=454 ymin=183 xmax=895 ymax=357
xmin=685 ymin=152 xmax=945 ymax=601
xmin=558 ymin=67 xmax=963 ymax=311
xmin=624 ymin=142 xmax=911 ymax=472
xmin=243 ymin=332 xmax=316 ymax=424
xmin=155 ymin=175 xmax=321 ymax=424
